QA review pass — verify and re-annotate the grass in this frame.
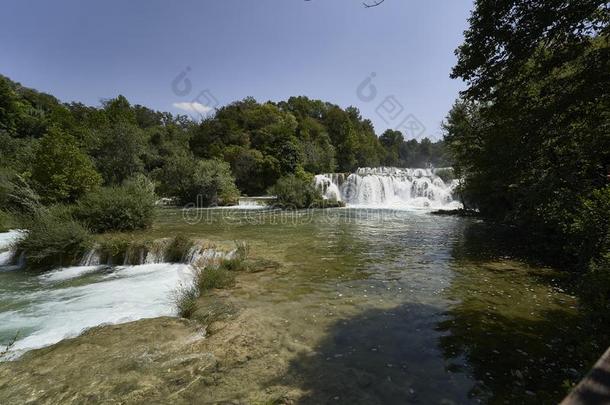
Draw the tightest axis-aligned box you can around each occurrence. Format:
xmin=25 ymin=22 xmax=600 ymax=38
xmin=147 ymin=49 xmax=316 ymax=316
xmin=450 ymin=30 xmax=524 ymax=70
xmin=173 ymin=241 xmax=279 ymax=318
xmin=172 ymin=263 xmax=235 ymax=321
xmin=196 ymin=263 xmax=236 ymax=291
xmin=173 ymin=283 xmax=200 ymax=319
xmin=172 ymin=244 xmax=249 ymax=320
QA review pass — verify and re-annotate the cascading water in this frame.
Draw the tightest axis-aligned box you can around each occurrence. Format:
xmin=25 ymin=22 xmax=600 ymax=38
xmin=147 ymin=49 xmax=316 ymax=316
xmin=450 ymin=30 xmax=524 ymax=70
xmin=0 ymin=230 xmax=23 ymax=268
xmin=315 ymin=167 xmax=462 ymax=209
xmin=0 ymin=233 xmax=234 ymax=360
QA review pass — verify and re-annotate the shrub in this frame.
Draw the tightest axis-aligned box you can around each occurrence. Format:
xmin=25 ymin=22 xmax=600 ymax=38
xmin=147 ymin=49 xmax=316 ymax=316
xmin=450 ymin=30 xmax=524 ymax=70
xmin=581 ymin=253 xmax=610 ymax=320
xmin=0 ymin=210 xmax=14 ymax=232
xmin=98 ymin=236 xmax=135 ymax=265
xmin=156 ymin=154 xmax=239 ymax=206
xmin=165 ymin=234 xmax=194 ymax=263
xmin=269 ymin=174 xmax=322 ymax=209
xmin=74 ymin=175 xmax=156 ymax=233
xmin=14 ymin=207 xmax=92 ymax=270
xmin=0 ymin=169 xmax=41 ymax=214
xmin=195 ymin=263 xmax=236 ymax=291
xmin=570 ymin=186 xmax=610 ymax=267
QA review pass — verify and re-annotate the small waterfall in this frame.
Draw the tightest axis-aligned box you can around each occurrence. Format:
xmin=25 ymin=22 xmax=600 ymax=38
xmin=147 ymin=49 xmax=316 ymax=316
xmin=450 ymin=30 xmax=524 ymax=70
xmin=237 ymin=196 xmax=275 ymax=208
xmin=76 ymin=239 xmax=231 ymax=267
xmin=315 ymin=167 xmax=462 ymax=209
xmin=144 ymin=239 xmax=170 ymax=264
xmin=0 ymin=230 xmax=25 ymax=268
xmin=79 ymin=248 xmax=101 ymax=266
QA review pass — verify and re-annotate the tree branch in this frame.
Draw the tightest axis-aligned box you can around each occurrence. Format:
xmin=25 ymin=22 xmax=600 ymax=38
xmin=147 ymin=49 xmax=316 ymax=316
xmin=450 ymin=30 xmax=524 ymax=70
xmin=304 ymin=0 xmax=386 ymax=7
xmin=363 ymin=0 xmax=385 ymax=7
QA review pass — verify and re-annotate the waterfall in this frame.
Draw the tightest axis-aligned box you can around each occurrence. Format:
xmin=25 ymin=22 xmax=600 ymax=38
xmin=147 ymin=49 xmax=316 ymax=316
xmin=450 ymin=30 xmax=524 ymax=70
xmin=0 ymin=230 xmax=25 ymax=268
xmin=183 ymin=244 xmax=232 ymax=266
xmin=79 ymin=249 xmax=101 ymax=266
xmin=314 ymin=167 xmax=462 ymax=209
xmin=77 ymin=239 xmax=232 ymax=267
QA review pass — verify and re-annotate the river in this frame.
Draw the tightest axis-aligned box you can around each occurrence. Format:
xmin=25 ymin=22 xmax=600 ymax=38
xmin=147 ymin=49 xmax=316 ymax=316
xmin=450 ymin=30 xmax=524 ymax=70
xmin=0 ymin=169 xmax=606 ymax=403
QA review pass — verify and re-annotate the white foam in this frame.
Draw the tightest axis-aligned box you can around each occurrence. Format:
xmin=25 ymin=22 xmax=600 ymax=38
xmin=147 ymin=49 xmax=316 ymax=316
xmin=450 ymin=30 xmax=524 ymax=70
xmin=0 ymin=263 xmax=195 ymax=359
xmin=0 ymin=251 xmax=12 ymax=267
xmin=39 ymin=265 xmax=105 ymax=282
xmin=0 ymin=230 xmax=23 ymax=251
xmin=0 ymin=230 xmax=24 ymax=268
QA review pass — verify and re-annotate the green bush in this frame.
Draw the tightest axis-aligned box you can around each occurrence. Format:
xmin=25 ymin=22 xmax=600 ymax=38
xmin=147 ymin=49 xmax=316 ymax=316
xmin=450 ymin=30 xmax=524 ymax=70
xmin=570 ymin=186 xmax=610 ymax=267
xmin=98 ymin=236 xmax=139 ymax=265
xmin=165 ymin=234 xmax=194 ymax=263
xmin=195 ymin=263 xmax=236 ymax=291
xmin=269 ymin=174 xmax=322 ymax=209
xmin=581 ymin=253 xmax=610 ymax=319
xmin=74 ymin=175 xmax=156 ymax=233
xmin=0 ymin=169 xmax=41 ymax=214
xmin=156 ymin=154 xmax=239 ymax=206
xmin=15 ymin=207 xmax=92 ymax=270
xmin=0 ymin=210 xmax=13 ymax=232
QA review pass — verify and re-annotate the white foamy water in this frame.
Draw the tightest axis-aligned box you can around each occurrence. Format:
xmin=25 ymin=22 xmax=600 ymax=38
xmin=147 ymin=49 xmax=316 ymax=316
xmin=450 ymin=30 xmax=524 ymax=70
xmin=0 ymin=262 xmax=194 ymax=359
xmin=39 ymin=265 xmax=106 ymax=282
xmin=0 ymin=230 xmax=22 ymax=250
xmin=0 ymin=230 xmax=23 ymax=267
xmin=315 ymin=167 xmax=462 ymax=210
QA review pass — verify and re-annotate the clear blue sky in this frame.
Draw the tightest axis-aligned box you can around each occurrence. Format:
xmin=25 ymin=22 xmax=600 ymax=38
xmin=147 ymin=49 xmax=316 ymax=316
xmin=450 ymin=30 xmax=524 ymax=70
xmin=1 ymin=0 xmax=473 ymax=139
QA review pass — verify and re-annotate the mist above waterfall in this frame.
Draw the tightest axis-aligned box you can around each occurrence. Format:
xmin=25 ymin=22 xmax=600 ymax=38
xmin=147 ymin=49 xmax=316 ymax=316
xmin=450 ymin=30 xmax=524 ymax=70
xmin=315 ymin=167 xmax=462 ymax=210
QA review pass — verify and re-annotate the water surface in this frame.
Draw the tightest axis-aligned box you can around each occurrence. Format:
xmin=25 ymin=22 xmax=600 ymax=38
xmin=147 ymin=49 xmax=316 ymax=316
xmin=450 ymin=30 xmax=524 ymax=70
xmin=1 ymin=209 xmax=605 ymax=403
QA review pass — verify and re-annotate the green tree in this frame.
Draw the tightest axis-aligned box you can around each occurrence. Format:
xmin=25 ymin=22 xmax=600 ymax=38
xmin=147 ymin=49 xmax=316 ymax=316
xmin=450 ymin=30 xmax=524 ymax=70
xmin=379 ymin=129 xmax=404 ymax=166
xmin=156 ymin=152 xmax=239 ymax=206
xmin=448 ymin=0 xmax=610 ymax=271
xmin=31 ymin=127 xmax=101 ymax=204
xmin=93 ymin=121 xmax=146 ymax=185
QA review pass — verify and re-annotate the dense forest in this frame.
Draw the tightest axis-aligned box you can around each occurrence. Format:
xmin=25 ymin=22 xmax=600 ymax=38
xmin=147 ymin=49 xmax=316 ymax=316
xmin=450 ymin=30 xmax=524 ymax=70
xmin=0 ymin=74 xmax=449 ymax=206
xmin=444 ymin=0 xmax=609 ymax=313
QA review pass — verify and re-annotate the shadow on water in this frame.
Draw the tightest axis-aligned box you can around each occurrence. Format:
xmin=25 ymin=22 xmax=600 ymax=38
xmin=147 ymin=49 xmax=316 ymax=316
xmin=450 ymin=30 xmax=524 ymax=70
xmin=437 ymin=305 xmax=604 ymax=404
xmin=439 ymin=220 xmax=610 ymax=404
xmin=271 ymin=303 xmax=475 ymax=405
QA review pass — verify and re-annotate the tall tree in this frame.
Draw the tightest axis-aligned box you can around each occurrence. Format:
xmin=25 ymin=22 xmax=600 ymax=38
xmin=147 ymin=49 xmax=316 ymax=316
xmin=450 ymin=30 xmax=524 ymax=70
xmin=31 ymin=127 xmax=101 ymax=204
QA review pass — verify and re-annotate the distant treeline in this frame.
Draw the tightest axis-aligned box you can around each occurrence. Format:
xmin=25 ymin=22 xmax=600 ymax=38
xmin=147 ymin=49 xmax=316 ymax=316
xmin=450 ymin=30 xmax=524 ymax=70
xmin=0 ymin=75 xmax=450 ymax=205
